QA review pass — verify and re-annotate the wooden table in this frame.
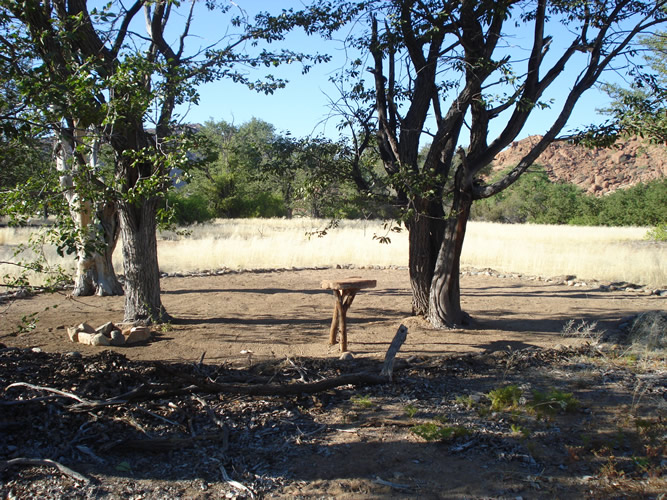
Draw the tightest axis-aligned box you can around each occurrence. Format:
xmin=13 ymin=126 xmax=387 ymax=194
xmin=321 ymin=278 xmax=377 ymax=352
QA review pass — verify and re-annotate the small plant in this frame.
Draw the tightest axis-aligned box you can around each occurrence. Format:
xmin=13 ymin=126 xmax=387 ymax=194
xmin=645 ymin=223 xmax=667 ymax=242
xmin=529 ymin=389 xmax=579 ymax=415
xmin=488 ymin=384 xmax=523 ymax=411
xmin=410 ymin=422 xmax=469 ymax=442
xmin=433 ymin=415 xmax=448 ymax=424
xmin=627 ymin=311 xmax=666 ymax=352
xmin=561 ymin=319 xmax=602 ymax=342
xmin=404 ymin=404 xmax=418 ymax=418
xmin=351 ymin=394 xmax=373 ymax=409
xmin=156 ymin=322 xmax=173 ymax=333
xmin=455 ymin=394 xmax=476 ymax=410
xmin=510 ymin=423 xmax=530 ymax=438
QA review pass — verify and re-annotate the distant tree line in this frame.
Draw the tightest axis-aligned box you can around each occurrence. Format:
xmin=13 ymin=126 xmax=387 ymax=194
xmin=165 ymin=118 xmax=394 ymax=224
xmin=470 ymin=165 xmax=667 ymax=228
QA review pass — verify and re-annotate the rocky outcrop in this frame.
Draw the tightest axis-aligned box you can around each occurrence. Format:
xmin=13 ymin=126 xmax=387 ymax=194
xmin=493 ymin=136 xmax=667 ymax=195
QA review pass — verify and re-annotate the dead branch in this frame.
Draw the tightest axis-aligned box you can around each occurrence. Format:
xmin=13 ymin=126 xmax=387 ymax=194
xmin=109 ymin=432 xmax=228 ymax=452
xmin=0 ymin=457 xmax=90 ymax=484
xmin=5 ymin=382 xmax=93 ymax=404
xmin=380 ymin=324 xmax=408 ymax=378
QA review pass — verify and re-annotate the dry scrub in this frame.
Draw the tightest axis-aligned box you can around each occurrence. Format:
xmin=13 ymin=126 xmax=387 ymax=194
xmin=1 ymin=219 xmax=665 ymax=288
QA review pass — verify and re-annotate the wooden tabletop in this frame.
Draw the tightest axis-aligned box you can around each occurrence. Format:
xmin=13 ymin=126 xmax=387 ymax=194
xmin=321 ymin=278 xmax=377 ymax=291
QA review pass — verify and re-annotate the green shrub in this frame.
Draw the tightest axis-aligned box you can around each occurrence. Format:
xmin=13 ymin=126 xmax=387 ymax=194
xmin=166 ymin=192 xmax=213 ymax=225
xmin=410 ymin=423 xmax=469 ymax=441
xmin=530 ymin=389 xmax=579 ymax=415
xmin=645 ymin=223 xmax=667 ymax=241
xmin=472 ymin=166 xmax=667 ymax=227
xmin=488 ymin=385 xmax=523 ymax=411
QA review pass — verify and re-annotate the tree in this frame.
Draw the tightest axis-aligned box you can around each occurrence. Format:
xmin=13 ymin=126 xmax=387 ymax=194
xmin=182 ymin=118 xmax=383 ymax=220
xmin=581 ymin=31 xmax=667 ymax=145
xmin=0 ymin=1 xmax=327 ymax=322
xmin=317 ymin=0 xmax=667 ymax=327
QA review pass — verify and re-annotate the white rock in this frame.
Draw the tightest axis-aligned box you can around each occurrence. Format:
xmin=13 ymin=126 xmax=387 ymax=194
xmin=77 ymin=332 xmax=96 ymax=345
xmin=77 ymin=322 xmax=96 ymax=334
xmin=67 ymin=327 xmax=79 ymax=343
xmin=124 ymin=326 xmax=152 ymax=344
xmin=109 ymin=330 xmax=126 ymax=346
xmin=91 ymin=333 xmax=110 ymax=346
xmin=339 ymin=351 xmax=354 ymax=360
xmin=95 ymin=322 xmax=116 ymax=336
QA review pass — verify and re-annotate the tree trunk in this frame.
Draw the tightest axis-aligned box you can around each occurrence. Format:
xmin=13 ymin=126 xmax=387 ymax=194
xmin=406 ymin=199 xmax=446 ymax=316
xmin=56 ymin=139 xmax=123 ymax=297
xmin=70 ymin=202 xmax=123 ymax=297
xmin=427 ymin=178 xmax=473 ymax=328
xmin=118 ymin=198 xmax=168 ymax=324
xmin=92 ymin=201 xmax=124 ymax=296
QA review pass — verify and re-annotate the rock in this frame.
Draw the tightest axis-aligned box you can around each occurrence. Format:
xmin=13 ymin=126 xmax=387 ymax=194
xmin=109 ymin=330 xmax=126 ymax=346
xmin=67 ymin=327 xmax=79 ymax=343
xmin=31 ymin=347 xmax=42 ymax=353
xmin=65 ymin=351 xmax=82 ymax=358
xmin=124 ymin=326 xmax=152 ymax=344
xmin=339 ymin=351 xmax=354 ymax=360
xmin=77 ymin=332 xmax=96 ymax=345
xmin=91 ymin=333 xmax=110 ymax=346
xmin=77 ymin=322 xmax=96 ymax=334
xmin=95 ymin=322 xmax=116 ymax=336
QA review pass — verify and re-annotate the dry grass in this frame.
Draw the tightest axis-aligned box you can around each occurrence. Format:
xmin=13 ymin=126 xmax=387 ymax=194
xmin=1 ymin=218 xmax=665 ymax=287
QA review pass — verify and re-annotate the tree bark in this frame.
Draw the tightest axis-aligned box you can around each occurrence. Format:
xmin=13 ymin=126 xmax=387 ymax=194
xmin=55 ymin=138 xmax=123 ymax=297
xmin=427 ymin=179 xmax=473 ymax=328
xmin=406 ymin=198 xmax=446 ymax=316
xmin=118 ymin=198 xmax=168 ymax=324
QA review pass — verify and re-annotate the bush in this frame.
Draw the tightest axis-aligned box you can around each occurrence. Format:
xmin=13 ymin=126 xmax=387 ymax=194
xmin=645 ymin=223 xmax=667 ymax=241
xmin=166 ymin=192 xmax=213 ymax=225
xmin=471 ymin=166 xmax=667 ymax=227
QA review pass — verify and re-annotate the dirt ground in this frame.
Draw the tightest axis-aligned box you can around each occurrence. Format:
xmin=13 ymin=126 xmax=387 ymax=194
xmin=1 ymin=268 xmax=665 ymax=499
xmin=2 ymin=267 xmax=663 ymax=362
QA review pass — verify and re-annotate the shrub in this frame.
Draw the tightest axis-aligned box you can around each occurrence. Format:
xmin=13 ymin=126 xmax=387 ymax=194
xmin=645 ymin=223 xmax=667 ymax=241
xmin=165 ymin=192 xmax=213 ymax=225
xmin=488 ymin=384 xmax=523 ymax=411
xmin=530 ymin=389 xmax=579 ymax=415
xmin=410 ymin=423 xmax=469 ymax=441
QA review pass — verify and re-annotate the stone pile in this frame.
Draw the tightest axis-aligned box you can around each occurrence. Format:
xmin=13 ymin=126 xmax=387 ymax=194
xmin=67 ymin=322 xmax=152 ymax=347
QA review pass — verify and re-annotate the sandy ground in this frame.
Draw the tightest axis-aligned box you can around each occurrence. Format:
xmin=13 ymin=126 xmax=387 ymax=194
xmin=1 ymin=269 xmax=665 ymax=499
xmin=2 ymin=268 xmax=662 ymax=362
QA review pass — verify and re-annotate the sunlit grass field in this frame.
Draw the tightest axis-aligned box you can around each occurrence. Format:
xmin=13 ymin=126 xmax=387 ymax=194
xmin=1 ymin=218 xmax=665 ymax=287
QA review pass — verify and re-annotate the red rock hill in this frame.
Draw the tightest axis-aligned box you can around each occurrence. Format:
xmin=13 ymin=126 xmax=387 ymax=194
xmin=492 ymin=136 xmax=667 ymax=195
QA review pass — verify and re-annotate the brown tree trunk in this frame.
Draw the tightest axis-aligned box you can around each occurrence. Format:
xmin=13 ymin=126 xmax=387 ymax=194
xmin=427 ymin=178 xmax=473 ymax=328
xmin=406 ymin=198 xmax=445 ymax=316
xmin=118 ymin=198 xmax=168 ymax=324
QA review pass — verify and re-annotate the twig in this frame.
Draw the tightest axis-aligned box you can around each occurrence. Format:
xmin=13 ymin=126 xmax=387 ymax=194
xmin=5 ymin=382 xmax=92 ymax=404
xmin=287 ymin=357 xmax=308 ymax=382
xmin=0 ymin=457 xmax=90 ymax=484
xmin=0 ymin=395 xmax=62 ymax=405
xmin=220 ymin=463 xmax=255 ymax=499
xmin=373 ymin=476 xmax=411 ymax=490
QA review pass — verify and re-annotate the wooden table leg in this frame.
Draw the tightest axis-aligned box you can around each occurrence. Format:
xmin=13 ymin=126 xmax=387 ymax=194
xmin=329 ymin=290 xmax=342 ymax=345
xmin=329 ymin=289 xmax=358 ymax=352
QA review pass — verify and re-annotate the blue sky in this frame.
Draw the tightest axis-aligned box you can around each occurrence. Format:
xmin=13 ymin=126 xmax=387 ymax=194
xmin=170 ymin=1 xmax=632 ymax=142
